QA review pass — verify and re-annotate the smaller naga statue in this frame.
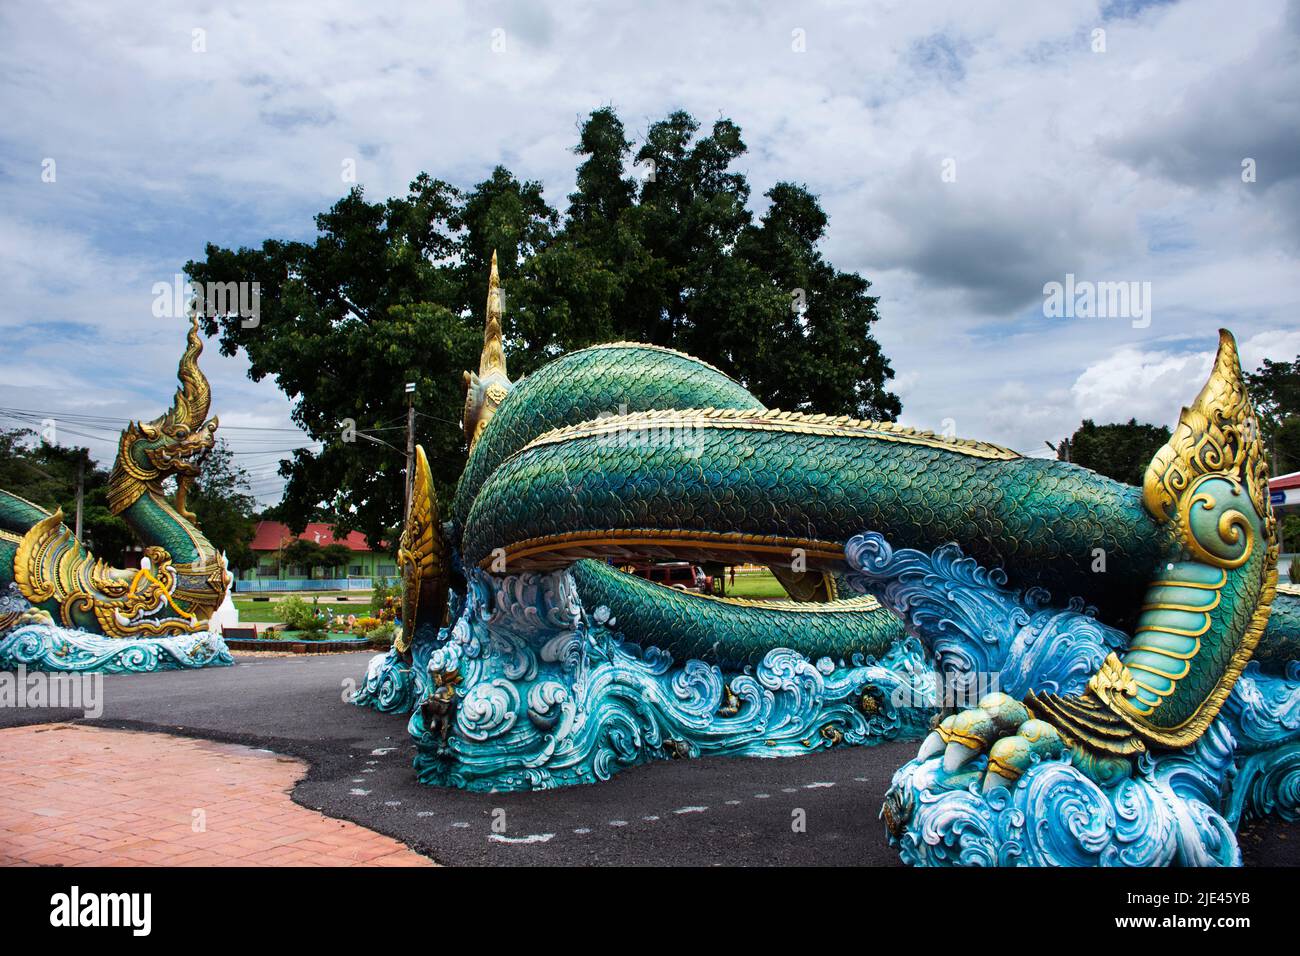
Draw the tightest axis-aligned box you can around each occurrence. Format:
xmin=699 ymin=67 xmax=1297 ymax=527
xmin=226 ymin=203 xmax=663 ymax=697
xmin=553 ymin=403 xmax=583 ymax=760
xmin=0 ymin=316 xmax=233 ymax=672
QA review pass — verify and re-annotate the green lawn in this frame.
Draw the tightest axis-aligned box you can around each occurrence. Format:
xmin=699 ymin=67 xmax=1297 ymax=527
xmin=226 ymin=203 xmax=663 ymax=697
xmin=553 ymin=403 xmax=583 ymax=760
xmin=233 ymin=600 xmax=371 ymax=623
xmin=235 ymin=574 xmax=792 ymax=614
xmin=722 ymin=569 xmax=788 ymax=600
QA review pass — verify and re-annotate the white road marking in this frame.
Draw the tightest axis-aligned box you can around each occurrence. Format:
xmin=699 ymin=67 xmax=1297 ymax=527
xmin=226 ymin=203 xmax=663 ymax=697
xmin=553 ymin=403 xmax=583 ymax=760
xmin=803 ymin=781 xmax=835 ymax=789
xmin=725 ymin=800 xmax=742 ymax=805
xmin=349 ymin=788 xmax=371 ymax=796
xmin=609 ymin=820 xmax=628 ymax=827
xmin=489 ymin=832 xmax=555 ymax=844
xmin=371 ymin=747 xmax=396 ymax=755
xmin=674 ymin=806 xmax=708 ymax=814
xmin=416 ymin=811 xmax=436 ymax=818
xmin=642 ymin=815 xmax=660 ymax=822
xmin=574 ymin=827 xmax=592 ymax=834
xmin=754 ymin=793 xmax=770 ymax=799
xmin=451 ymin=821 xmax=470 ymax=828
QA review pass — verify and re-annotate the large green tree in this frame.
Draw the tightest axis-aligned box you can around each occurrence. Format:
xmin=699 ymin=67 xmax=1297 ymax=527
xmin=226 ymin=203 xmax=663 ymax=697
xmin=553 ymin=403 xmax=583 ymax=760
xmin=188 ymin=107 xmax=900 ymax=545
xmin=1056 ymin=419 xmax=1172 ymax=486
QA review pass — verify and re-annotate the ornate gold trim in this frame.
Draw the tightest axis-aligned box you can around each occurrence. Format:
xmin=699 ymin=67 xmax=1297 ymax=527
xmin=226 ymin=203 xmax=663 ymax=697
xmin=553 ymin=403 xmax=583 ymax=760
xmin=481 ymin=528 xmax=846 ymax=570
xmin=397 ymin=445 xmax=449 ymax=650
xmin=664 ymin=588 xmax=882 ymax=614
xmin=107 ymin=315 xmax=219 ymax=517
xmin=523 ymin=407 xmax=1021 ymax=462
xmin=1143 ymin=331 xmax=1272 ymax=533
xmin=13 ymin=507 xmax=219 ymax=637
xmin=769 ymin=566 xmax=839 ymax=602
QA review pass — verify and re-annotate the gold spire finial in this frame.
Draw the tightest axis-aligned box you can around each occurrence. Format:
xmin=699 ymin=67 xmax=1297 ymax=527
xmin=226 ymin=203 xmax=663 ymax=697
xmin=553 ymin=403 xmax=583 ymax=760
xmin=163 ymin=314 xmax=212 ymax=430
xmin=462 ymin=250 xmax=514 ymax=450
xmin=480 ymin=249 xmax=506 ymax=377
xmin=1143 ymin=329 xmax=1271 ymax=530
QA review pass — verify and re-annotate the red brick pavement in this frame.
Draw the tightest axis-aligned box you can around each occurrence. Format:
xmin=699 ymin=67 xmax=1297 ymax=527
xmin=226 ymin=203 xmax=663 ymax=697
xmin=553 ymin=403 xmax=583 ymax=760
xmin=0 ymin=724 xmax=434 ymax=867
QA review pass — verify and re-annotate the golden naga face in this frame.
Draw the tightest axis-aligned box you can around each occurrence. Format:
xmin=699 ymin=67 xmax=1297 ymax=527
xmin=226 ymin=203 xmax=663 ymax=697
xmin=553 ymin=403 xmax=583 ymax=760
xmin=127 ymin=415 xmax=220 ymax=481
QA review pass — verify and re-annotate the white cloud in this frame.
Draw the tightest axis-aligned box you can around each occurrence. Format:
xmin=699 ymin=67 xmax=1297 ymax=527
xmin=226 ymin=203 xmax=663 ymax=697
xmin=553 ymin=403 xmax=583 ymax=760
xmin=1070 ymin=328 xmax=1300 ymax=428
xmin=1 ymin=0 xmax=1298 ymax=493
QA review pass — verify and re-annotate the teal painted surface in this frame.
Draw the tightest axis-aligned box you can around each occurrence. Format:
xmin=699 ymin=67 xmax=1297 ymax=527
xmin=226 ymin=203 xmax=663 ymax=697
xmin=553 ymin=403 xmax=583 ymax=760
xmin=403 ymin=569 xmax=936 ymax=791
xmin=451 ymin=344 xmax=762 ymax=532
xmin=568 ymin=558 xmax=903 ymax=669
xmin=463 ymin=421 xmax=1167 ymax=627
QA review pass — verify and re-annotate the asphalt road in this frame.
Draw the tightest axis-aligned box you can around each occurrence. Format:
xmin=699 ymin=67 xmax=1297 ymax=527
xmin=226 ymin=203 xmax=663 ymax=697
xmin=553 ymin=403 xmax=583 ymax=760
xmin=3 ymin=652 xmax=1295 ymax=866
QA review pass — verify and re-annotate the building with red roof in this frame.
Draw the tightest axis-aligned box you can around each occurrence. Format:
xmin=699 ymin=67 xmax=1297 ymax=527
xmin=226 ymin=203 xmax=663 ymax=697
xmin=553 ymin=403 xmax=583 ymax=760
xmin=239 ymin=521 xmax=396 ymax=588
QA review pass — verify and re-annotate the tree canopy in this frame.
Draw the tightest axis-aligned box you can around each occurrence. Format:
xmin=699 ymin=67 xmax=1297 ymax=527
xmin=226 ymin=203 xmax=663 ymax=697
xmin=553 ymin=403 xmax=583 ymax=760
xmin=1246 ymin=352 xmax=1300 ymax=554
xmin=1056 ymin=418 xmax=1172 ymax=486
xmin=187 ymin=106 xmax=901 ymax=546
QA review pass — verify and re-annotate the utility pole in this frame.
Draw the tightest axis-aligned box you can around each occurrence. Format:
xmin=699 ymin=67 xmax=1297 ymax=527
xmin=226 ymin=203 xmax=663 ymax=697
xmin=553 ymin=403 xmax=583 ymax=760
xmin=74 ymin=447 xmax=85 ymax=540
xmin=404 ymin=382 xmax=416 ymax=518
xmin=1045 ymin=439 xmax=1070 ymax=463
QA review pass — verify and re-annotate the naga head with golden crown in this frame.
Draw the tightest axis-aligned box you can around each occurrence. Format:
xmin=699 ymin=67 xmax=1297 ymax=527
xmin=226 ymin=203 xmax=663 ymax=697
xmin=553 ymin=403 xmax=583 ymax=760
xmin=108 ymin=316 xmax=220 ymax=516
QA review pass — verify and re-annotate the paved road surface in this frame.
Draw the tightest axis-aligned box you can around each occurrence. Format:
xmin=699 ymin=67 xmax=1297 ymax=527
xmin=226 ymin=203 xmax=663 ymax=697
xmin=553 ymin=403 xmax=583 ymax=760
xmin=2 ymin=653 xmax=1294 ymax=866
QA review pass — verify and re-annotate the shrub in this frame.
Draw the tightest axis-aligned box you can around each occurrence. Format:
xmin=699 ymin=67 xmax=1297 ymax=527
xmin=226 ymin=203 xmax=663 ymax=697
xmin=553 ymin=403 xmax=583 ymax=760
xmin=276 ymin=595 xmax=327 ymax=637
xmin=370 ymin=575 xmax=403 ymax=621
xmin=370 ymin=576 xmax=391 ymax=617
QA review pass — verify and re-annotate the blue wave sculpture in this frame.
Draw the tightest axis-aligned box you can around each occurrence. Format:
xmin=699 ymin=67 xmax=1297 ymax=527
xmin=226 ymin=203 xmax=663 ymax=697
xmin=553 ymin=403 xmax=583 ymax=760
xmin=357 ymin=567 xmax=938 ymax=792
xmin=845 ymin=532 xmax=1300 ymax=867
xmin=0 ymin=621 xmax=232 ymax=673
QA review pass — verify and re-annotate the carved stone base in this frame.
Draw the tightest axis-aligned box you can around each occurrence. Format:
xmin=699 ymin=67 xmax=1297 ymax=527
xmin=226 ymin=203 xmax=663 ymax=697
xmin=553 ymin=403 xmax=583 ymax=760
xmin=842 ymin=532 xmax=1300 ymax=867
xmin=883 ymin=663 xmax=1300 ymax=866
xmin=356 ymin=569 xmax=938 ymax=791
xmin=0 ymin=622 xmax=233 ymax=673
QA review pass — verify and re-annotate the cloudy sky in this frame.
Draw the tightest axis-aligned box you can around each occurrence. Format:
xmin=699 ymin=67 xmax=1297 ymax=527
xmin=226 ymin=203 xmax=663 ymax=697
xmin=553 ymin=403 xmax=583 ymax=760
xmin=2 ymin=0 xmax=1298 ymax=502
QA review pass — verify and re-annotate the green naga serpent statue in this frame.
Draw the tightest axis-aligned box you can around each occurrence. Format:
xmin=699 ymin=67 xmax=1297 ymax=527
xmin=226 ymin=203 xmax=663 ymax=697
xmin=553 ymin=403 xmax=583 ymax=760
xmin=355 ymin=256 xmax=1300 ymax=866
xmin=0 ymin=317 xmax=233 ymax=672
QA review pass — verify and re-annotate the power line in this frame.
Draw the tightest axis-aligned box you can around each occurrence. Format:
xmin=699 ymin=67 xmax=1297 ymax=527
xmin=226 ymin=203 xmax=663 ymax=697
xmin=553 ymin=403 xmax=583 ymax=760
xmin=414 ymin=409 xmax=462 ymax=427
xmin=0 ymin=406 xmax=315 ymax=434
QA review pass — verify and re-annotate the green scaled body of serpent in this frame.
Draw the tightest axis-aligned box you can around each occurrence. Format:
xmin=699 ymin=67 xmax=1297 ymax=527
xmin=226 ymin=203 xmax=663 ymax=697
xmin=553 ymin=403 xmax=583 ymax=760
xmin=443 ymin=337 xmax=1297 ymax=724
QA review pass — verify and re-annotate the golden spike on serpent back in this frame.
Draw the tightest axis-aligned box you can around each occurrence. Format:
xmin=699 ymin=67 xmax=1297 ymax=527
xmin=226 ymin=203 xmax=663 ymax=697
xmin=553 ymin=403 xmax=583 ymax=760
xmin=396 ymin=445 xmax=449 ymax=653
xmin=461 ymin=250 xmax=513 ymax=453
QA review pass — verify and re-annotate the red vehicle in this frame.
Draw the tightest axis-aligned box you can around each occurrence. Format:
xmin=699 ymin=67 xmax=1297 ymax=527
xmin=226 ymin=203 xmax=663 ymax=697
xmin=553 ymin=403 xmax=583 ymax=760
xmin=627 ymin=561 xmax=714 ymax=594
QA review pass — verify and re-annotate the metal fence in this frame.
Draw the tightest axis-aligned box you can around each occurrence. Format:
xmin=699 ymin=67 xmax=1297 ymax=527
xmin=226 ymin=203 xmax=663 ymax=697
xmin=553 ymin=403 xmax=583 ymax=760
xmin=234 ymin=578 xmax=374 ymax=593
